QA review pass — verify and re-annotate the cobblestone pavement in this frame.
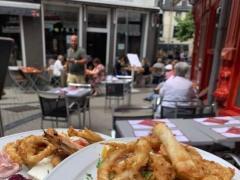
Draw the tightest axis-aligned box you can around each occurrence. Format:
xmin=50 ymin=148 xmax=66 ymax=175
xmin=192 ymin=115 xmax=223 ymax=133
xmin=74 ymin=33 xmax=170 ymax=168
xmin=0 ymin=86 xmax=151 ymax=136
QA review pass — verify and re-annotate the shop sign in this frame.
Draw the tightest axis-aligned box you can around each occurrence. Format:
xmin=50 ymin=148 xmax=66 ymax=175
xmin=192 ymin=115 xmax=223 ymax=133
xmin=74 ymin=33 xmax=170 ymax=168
xmin=73 ymin=0 xmax=159 ymax=9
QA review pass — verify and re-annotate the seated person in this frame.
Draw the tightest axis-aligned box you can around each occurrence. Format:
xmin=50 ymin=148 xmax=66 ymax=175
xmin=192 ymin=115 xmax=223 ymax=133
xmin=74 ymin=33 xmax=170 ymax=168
xmin=85 ymin=58 xmax=105 ymax=96
xmin=159 ymin=62 xmax=197 ymax=117
xmin=46 ymin=58 xmax=55 ymax=82
xmin=144 ymin=64 xmax=174 ymax=101
xmin=51 ymin=55 xmax=65 ymax=87
xmin=136 ymin=58 xmax=151 ymax=87
xmin=115 ymin=55 xmax=130 ymax=75
xmin=151 ymin=58 xmax=165 ymax=84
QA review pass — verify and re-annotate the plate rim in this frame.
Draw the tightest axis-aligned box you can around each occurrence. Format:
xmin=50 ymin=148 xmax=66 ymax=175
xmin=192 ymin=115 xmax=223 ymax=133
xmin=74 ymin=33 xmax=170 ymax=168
xmin=46 ymin=137 xmax=240 ymax=180
xmin=0 ymin=129 xmax=111 ymax=179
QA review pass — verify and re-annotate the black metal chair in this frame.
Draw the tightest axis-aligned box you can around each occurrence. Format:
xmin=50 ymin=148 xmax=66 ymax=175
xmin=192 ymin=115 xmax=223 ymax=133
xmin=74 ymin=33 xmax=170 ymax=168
xmin=68 ymin=95 xmax=91 ymax=128
xmin=67 ymin=84 xmax=92 ymax=128
xmin=159 ymin=100 xmax=215 ymax=119
xmin=112 ymin=105 xmax=154 ymax=137
xmin=8 ymin=66 xmax=30 ymax=91
xmin=105 ymin=83 xmax=125 ymax=108
xmin=38 ymin=91 xmax=80 ymax=128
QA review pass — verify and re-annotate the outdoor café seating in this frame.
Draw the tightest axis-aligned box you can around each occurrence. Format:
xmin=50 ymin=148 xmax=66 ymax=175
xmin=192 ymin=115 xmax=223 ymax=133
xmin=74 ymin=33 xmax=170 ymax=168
xmin=8 ymin=66 xmax=29 ymax=91
xmin=154 ymin=96 xmax=216 ymax=119
xmin=38 ymin=91 xmax=78 ymax=128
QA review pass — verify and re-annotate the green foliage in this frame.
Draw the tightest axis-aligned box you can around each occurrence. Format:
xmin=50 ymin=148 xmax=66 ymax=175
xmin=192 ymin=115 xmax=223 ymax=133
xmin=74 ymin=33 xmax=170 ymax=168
xmin=175 ymin=12 xmax=194 ymax=42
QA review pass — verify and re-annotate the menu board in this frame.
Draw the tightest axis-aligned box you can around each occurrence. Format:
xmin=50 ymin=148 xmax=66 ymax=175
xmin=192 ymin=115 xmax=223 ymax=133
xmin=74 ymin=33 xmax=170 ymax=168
xmin=127 ymin=53 xmax=142 ymax=67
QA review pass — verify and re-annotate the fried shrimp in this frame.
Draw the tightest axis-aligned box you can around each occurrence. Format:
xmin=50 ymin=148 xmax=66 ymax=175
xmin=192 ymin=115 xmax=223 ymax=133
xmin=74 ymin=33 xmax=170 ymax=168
xmin=68 ymin=127 xmax=104 ymax=143
xmin=18 ymin=135 xmax=55 ymax=167
xmin=4 ymin=141 xmax=23 ymax=165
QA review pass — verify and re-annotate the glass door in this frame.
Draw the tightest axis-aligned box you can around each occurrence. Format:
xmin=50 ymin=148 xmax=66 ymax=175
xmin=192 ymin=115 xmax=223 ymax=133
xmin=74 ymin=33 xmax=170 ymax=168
xmin=86 ymin=7 xmax=110 ymax=66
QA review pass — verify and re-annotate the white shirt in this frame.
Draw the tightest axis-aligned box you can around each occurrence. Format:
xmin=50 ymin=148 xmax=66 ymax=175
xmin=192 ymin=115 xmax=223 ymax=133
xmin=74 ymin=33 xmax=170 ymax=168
xmin=160 ymin=76 xmax=196 ymax=107
xmin=53 ymin=59 xmax=63 ymax=77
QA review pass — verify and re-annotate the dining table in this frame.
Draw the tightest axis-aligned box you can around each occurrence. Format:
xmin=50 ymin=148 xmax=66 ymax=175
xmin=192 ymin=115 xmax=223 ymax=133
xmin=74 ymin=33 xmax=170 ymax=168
xmin=20 ymin=66 xmax=43 ymax=91
xmin=115 ymin=116 xmax=240 ymax=148
xmin=46 ymin=87 xmax=92 ymax=127
xmin=102 ymin=77 xmax=132 ymax=105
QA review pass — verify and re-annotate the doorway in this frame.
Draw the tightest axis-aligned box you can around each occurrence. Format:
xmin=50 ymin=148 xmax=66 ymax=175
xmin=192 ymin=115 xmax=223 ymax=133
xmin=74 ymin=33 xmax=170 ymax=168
xmin=86 ymin=7 xmax=110 ymax=68
xmin=87 ymin=32 xmax=107 ymax=65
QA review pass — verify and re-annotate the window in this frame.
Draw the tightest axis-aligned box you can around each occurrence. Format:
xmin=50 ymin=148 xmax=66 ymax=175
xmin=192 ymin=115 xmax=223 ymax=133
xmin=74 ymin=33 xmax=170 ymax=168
xmin=159 ymin=25 xmax=163 ymax=37
xmin=173 ymin=26 xmax=178 ymax=38
xmin=87 ymin=9 xmax=107 ymax=28
xmin=176 ymin=12 xmax=182 ymax=17
xmin=176 ymin=1 xmax=182 ymax=6
xmin=44 ymin=5 xmax=79 ymax=58
xmin=115 ymin=10 xmax=146 ymax=59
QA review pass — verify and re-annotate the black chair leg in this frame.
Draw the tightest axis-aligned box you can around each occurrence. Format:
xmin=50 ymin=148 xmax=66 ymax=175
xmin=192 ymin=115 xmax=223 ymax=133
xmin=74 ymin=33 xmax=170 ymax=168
xmin=41 ymin=117 xmax=43 ymax=129
xmin=56 ymin=117 xmax=59 ymax=128
xmin=88 ymin=110 xmax=91 ymax=128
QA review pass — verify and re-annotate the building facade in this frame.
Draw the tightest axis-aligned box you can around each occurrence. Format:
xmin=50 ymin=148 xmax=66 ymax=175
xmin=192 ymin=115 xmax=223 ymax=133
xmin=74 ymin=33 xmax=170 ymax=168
xmin=191 ymin=0 xmax=240 ymax=116
xmin=158 ymin=0 xmax=193 ymax=55
xmin=0 ymin=0 xmax=160 ymax=73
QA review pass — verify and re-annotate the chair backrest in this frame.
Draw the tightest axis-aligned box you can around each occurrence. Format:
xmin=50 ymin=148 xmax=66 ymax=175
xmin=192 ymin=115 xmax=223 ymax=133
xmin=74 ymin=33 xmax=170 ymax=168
xmin=38 ymin=91 xmax=68 ymax=118
xmin=175 ymin=105 xmax=198 ymax=118
xmin=106 ymin=83 xmax=124 ymax=97
xmin=160 ymin=100 xmax=200 ymax=118
xmin=195 ymin=104 xmax=216 ymax=118
xmin=67 ymin=95 xmax=90 ymax=111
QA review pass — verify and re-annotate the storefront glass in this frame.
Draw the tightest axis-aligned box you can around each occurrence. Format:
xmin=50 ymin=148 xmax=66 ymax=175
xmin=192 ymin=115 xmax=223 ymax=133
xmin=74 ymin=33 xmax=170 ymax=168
xmin=44 ymin=5 xmax=79 ymax=60
xmin=0 ymin=15 xmax=22 ymax=66
xmin=115 ymin=10 xmax=146 ymax=62
xmin=88 ymin=9 xmax=107 ymax=28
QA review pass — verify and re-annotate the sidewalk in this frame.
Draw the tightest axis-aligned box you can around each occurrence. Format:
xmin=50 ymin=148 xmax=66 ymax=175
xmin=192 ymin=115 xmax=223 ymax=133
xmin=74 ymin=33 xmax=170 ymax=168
xmin=0 ymin=86 xmax=151 ymax=136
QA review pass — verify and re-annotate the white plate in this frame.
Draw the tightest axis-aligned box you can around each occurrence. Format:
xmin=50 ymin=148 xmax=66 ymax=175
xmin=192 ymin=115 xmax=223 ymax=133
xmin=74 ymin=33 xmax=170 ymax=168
xmin=46 ymin=138 xmax=240 ymax=180
xmin=0 ymin=129 xmax=111 ymax=179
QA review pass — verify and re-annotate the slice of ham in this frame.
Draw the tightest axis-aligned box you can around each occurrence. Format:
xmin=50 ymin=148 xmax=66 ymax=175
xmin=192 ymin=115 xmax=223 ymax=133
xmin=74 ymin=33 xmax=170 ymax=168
xmin=0 ymin=151 xmax=20 ymax=178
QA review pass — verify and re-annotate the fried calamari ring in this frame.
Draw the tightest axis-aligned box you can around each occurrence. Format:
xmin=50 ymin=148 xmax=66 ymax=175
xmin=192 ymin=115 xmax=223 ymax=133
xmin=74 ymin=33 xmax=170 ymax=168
xmin=4 ymin=141 xmax=23 ymax=165
xmin=18 ymin=135 xmax=55 ymax=167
